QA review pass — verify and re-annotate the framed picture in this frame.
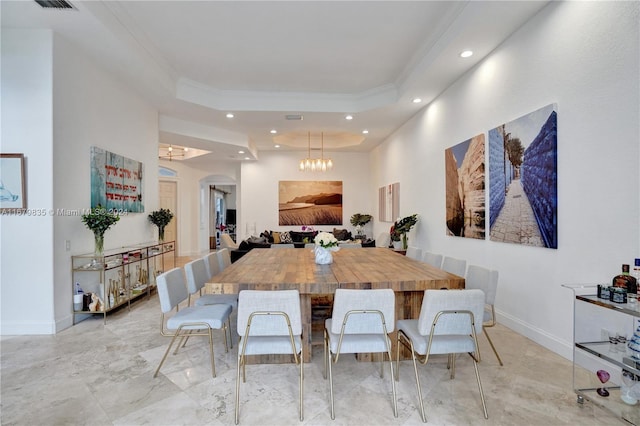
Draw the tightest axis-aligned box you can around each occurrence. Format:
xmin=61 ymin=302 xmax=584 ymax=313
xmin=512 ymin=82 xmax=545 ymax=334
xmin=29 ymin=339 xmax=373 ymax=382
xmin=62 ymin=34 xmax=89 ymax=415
xmin=0 ymin=153 xmax=26 ymax=211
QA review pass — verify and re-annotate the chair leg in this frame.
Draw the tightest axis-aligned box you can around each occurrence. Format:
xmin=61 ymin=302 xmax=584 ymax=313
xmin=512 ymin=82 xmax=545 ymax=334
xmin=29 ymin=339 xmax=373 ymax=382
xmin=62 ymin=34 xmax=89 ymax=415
xmin=450 ymin=353 xmax=456 ymax=379
xmin=299 ymin=350 xmax=304 ymax=421
xmin=483 ymin=326 xmax=504 ymax=366
xmin=235 ymin=353 xmax=242 ymax=425
xmin=409 ymin=345 xmax=427 ymax=423
xmin=385 ymin=344 xmax=398 ymax=418
xmin=323 ymin=329 xmax=328 ymax=380
xmin=328 ymin=347 xmax=335 ymax=420
xmin=208 ymin=327 xmax=216 ymax=378
xmin=154 ymin=330 xmax=182 ymax=378
xmin=472 ymin=356 xmax=489 ymax=419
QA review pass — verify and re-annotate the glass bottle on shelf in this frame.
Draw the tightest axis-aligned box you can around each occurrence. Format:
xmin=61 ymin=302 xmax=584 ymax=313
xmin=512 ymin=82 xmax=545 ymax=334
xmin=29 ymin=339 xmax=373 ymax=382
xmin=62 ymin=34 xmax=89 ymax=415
xmin=612 ymin=264 xmax=638 ymax=294
xmin=633 ymin=259 xmax=640 ymax=287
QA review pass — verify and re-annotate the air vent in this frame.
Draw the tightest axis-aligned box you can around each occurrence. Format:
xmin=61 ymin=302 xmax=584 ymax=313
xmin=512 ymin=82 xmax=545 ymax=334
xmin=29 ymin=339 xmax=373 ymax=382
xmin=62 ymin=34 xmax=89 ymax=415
xmin=285 ymin=114 xmax=303 ymax=121
xmin=34 ymin=0 xmax=74 ymax=9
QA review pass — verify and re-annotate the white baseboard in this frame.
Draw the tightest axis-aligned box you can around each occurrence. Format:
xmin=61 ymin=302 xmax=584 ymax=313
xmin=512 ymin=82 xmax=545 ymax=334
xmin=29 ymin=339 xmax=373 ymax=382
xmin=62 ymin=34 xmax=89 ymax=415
xmin=0 ymin=320 xmax=56 ymax=335
xmin=497 ymin=308 xmax=574 ymax=362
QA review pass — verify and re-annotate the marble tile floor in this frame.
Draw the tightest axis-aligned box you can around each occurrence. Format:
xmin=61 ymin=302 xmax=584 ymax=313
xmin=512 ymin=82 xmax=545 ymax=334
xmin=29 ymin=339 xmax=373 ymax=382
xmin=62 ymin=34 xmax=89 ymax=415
xmin=1 ymin=294 xmax=626 ymax=425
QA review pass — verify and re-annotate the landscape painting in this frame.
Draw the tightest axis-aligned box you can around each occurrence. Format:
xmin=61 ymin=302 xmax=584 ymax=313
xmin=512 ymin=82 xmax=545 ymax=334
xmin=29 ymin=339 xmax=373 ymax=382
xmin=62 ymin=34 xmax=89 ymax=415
xmin=445 ymin=134 xmax=486 ymax=239
xmin=488 ymin=103 xmax=557 ymax=249
xmin=279 ymin=181 xmax=342 ymax=226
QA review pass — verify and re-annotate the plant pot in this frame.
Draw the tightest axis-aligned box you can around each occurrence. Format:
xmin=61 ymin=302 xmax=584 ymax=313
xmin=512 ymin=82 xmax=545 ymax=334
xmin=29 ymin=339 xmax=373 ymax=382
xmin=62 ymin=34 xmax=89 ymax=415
xmin=392 ymin=240 xmax=403 ymax=250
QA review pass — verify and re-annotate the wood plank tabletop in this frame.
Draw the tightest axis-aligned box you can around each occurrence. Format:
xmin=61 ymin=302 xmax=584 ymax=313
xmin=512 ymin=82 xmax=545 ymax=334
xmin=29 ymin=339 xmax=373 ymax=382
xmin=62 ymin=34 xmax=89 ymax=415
xmin=206 ymin=247 xmax=463 ymax=293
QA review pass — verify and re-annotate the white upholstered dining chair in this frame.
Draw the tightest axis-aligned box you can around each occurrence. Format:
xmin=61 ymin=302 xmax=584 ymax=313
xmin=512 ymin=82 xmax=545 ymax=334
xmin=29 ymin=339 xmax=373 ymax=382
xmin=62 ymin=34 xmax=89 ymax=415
xmin=235 ymin=290 xmax=303 ymax=424
xmin=396 ymin=289 xmax=488 ymax=422
xmin=217 ymin=248 xmax=232 ymax=272
xmin=466 ymin=265 xmax=503 ymax=366
xmin=203 ymin=251 xmax=221 ymax=279
xmin=405 ymin=246 xmax=422 ymax=261
xmin=324 ymin=289 xmax=398 ymax=420
xmin=154 ymin=267 xmax=231 ymax=378
xmin=220 ymin=233 xmax=239 ymax=250
xmin=422 ymin=251 xmax=443 ymax=269
xmin=185 ymin=258 xmax=238 ymax=310
xmin=441 ymin=256 xmax=467 ymax=277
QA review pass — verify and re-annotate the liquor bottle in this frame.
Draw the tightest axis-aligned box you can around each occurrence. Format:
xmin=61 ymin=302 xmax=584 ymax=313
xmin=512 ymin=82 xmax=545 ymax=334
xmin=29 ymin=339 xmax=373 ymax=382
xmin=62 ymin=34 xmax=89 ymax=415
xmin=633 ymin=259 xmax=640 ymax=287
xmin=613 ymin=264 xmax=638 ymax=294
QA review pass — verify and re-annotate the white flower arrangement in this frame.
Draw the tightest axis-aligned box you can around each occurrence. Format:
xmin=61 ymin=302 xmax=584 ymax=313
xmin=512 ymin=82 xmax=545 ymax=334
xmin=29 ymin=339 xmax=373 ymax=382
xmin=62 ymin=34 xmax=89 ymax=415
xmin=314 ymin=231 xmax=338 ymax=249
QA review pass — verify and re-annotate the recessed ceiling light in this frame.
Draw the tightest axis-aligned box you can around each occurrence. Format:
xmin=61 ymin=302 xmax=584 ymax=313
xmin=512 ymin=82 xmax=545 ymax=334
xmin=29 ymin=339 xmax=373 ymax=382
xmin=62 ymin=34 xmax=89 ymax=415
xmin=362 ymin=130 xmax=369 ymax=134
xmin=274 ymin=144 xmax=280 ymax=148
xmin=226 ymin=113 xmax=234 ymax=118
xmin=345 ymin=115 xmax=353 ymax=120
xmin=183 ymin=147 xmax=189 ymax=152
xmin=270 ymin=129 xmax=277 ymax=134
xmin=244 ymin=157 xmax=250 ymax=160
xmin=238 ymin=150 xmax=245 ymax=154
xmin=460 ymin=50 xmax=473 ymax=58
xmin=412 ymin=98 xmax=422 ymax=103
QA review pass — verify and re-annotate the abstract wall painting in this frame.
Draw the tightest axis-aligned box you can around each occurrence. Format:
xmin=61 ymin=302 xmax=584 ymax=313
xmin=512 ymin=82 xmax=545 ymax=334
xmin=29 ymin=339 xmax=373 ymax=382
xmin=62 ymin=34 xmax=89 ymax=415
xmin=279 ymin=180 xmax=343 ymax=226
xmin=488 ymin=103 xmax=557 ymax=249
xmin=0 ymin=153 xmax=26 ymax=211
xmin=378 ymin=182 xmax=400 ymax=223
xmin=91 ymin=146 xmax=144 ymax=212
xmin=445 ymin=134 xmax=486 ymax=239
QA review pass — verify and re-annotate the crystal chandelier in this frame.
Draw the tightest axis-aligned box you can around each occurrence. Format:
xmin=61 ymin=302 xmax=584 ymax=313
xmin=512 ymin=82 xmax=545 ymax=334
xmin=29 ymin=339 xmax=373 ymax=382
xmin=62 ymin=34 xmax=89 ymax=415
xmin=299 ymin=132 xmax=333 ymax=172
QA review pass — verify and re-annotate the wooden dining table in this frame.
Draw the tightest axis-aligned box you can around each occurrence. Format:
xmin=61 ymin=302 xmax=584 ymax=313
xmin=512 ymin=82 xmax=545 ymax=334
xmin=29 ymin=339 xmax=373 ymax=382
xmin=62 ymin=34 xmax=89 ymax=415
xmin=205 ymin=247 xmax=464 ymax=362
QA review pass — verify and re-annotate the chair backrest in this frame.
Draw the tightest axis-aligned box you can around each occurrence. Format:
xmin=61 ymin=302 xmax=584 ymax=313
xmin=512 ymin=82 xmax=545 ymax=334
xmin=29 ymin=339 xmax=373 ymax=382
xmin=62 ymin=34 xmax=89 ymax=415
xmin=237 ymin=290 xmax=302 ymax=337
xmin=405 ymin=246 xmax=422 ymax=260
xmin=417 ymin=289 xmax=485 ymax=336
xmin=441 ymin=256 xmax=467 ymax=277
xmin=271 ymin=243 xmax=294 ymax=248
xmin=184 ymin=258 xmax=208 ymax=295
xmin=376 ymin=232 xmax=390 ymax=248
xmin=422 ymin=252 xmax=443 ymax=268
xmin=156 ymin=267 xmax=188 ymax=314
xmin=339 ymin=242 xmax=361 ymax=249
xmin=466 ymin=265 xmax=499 ymax=306
xmin=219 ymin=233 xmax=239 ymax=249
xmin=217 ymin=248 xmax=232 ymax=271
xmin=331 ymin=289 xmax=395 ymax=334
xmin=203 ymin=251 xmax=221 ymax=279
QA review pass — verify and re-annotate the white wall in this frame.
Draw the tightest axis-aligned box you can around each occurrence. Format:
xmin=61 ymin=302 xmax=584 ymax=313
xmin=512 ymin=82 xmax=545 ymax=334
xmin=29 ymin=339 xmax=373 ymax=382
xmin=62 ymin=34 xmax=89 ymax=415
xmin=371 ymin=1 xmax=640 ymax=359
xmin=1 ymin=30 xmax=160 ymax=334
xmin=240 ymin=150 xmax=374 ymax=239
xmin=1 ymin=30 xmax=55 ymax=334
xmin=52 ymin=34 xmax=159 ymax=332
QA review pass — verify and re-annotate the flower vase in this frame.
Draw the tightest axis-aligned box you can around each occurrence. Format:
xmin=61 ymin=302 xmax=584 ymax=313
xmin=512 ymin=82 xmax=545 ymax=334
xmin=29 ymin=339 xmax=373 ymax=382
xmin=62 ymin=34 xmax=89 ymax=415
xmin=392 ymin=240 xmax=403 ymax=250
xmin=314 ymin=246 xmax=333 ymax=265
xmin=94 ymin=233 xmax=104 ymax=257
xmin=158 ymin=226 xmax=165 ymax=243
xmin=402 ymin=233 xmax=408 ymax=250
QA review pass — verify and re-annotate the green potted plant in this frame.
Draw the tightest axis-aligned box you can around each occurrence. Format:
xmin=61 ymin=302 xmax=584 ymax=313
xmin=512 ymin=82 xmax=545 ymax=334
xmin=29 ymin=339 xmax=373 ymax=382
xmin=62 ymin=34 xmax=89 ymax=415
xmin=81 ymin=204 xmax=120 ymax=256
xmin=350 ymin=213 xmax=373 ymax=237
xmin=391 ymin=214 xmax=418 ymax=250
xmin=148 ymin=208 xmax=174 ymax=242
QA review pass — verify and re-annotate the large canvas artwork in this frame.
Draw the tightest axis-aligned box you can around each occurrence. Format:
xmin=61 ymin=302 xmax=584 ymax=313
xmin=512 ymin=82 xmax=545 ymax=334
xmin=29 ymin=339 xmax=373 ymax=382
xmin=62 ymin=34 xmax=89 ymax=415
xmin=445 ymin=134 xmax=486 ymax=239
xmin=279 ymin=181 xmax=342 ymax=226
xmin=488 ymin=104 xmax=557 ymax=249
xmin=378 ymin=182 xmax=399 ymax=223
xmin=91 ymin=146 xmax=144 ymax=212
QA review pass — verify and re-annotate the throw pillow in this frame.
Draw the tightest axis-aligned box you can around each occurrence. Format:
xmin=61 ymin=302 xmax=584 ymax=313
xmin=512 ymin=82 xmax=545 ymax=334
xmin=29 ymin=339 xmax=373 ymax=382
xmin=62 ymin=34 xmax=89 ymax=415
xmin=280 ymin=231 xmax=293 ymax=244
xmin=272 ymin=231 xmax=281 ymax=244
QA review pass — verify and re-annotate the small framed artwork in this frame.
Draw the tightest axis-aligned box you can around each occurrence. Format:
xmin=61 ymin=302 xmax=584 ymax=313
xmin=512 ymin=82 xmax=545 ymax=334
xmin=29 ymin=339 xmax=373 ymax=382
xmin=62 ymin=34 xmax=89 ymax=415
xmin=0 ymin=153 xmax=27 ymax=211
